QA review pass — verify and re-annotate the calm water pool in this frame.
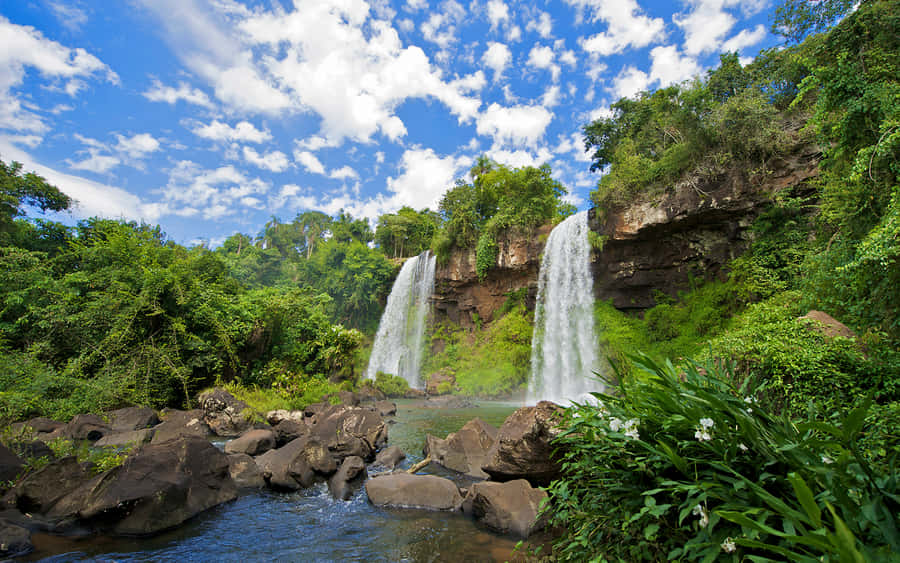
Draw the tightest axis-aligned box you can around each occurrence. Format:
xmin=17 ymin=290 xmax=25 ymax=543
xmin=26 ymin=400 xmax=531 ymax=562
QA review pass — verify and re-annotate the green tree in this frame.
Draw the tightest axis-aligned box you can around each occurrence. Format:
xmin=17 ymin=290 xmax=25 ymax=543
xmin=1 ymin=160 xmax=72 ymax=245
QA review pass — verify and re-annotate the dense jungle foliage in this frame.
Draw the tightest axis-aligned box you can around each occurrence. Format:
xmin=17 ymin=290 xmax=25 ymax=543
xmin=549 ymin=0 xmax=900 ymax=560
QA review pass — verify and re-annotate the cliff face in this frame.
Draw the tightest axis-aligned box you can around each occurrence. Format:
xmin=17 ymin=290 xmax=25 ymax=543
xmin=431 ymin=144 xmax=820 ymax=323
xmin=432 ymin=225 xmax=551 ymax=329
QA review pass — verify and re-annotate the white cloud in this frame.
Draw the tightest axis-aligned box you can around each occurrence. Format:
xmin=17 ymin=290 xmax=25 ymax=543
xmin=295 ymin=135 xmax=339 ymax=152
xmin=542 ymin=85 xmax=561 ymax=107
xmin=405 ymin=0 xmax=428 ymax=11
xmin=482 ymin=42 xmax=512 ymax=82
xmin=675 ymin=0 xmax=742 ymax=56
xmin=386 ymin=148 xmax=471 ymax=210
xmin=69 ymin=152 xmax=120 ymax=174
xmin=569 ymin=0 xmax=666 ymax=56
xmin=486 ymin=147 xmax=553 ymax=168
xmin=560 ymin=49 xmax=578 ymax=67
xmin=649 ymin=45 xmax=701 ymax=86
xmin=330 ymin=165 xmax=360 ymax=180
xmin=243 ymin=146 xmax=290 ymax=172
xmin=160 ymin=160 xmax=269 ymax=220
xmin=610 ymin=66 xmax=650 ymax=100
xmin=476 ymin=103 xmax=554 ymax=147
xmin=527 ymin=12 xmax=553 ymax=38
xmin=192 ymin=120 xmax=271 ymax=143
xmin=554 ymin=131 xmax=593 ymax=163
xmin=68 ymin=132 xmax=160 ymax=173
xmin=527 ymin=44 xmax=560 ymax=81
xmin=49 ymin=2 xmax=88 ymax=32
xmin=115 ymin=133 xmax=161 ymax=159
xmin=721 ymin=24 xmax=767 ymax=53
xmin=295 ymin=150 xmax=326 ymax=175
xmin=486 ymin=0 xmax=510 ymax=30
xmin=506 ymin=25 xmax=522 ymax=42
xmin=421 ymin=1 xmax=466 ymax=48
xmin=142 ymin=79 xmax=213 ymax=108
xmin=0 ymin=16 xmax=116 ymax=135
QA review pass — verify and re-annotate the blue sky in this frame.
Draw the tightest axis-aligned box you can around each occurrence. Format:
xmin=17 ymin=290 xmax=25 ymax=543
xmin=1 ymin=0 xmax=778 ymax=246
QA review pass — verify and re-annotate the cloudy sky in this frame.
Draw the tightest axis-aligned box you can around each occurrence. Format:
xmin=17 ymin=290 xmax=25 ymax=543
xmin=1 ymin=0 xmax=777 ymax=245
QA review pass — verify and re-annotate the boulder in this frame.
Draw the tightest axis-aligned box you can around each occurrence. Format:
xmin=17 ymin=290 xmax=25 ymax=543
xmin=0 ymin=444 xmax=24 ymax=483
xmin=365 ymin=473 xmax=462 ymax=511
xmin=461 ymin=479 xmax=548 ymax=538
xmin=13 ymin=440 xmax=54 ymax=462
xmin=404 ymin=388 xmax=427 ymax=399
xmin=426 ymin=369 xmax=456 ymax=395
xmin=373 ymin=400 xmax=397 ymax=417
xmin=49 ymin=436 xmax=237 ymax=536
xmin=266 ymin=409 xmax=305 ymax=425
xmin=374 ymin=446 xmax=405 ymax=470
xmin=225 ymin=429 xmax=276 ymax=456
xmin=425 ymin=418 xmax=497 ymax=479
xmin=272 ymin=419 xmax=308 ymax=447
xmin=93 ymin=429 xmax=155 ymax=448
xmin=357 ymin=384 xmax=386 ymax=402
xmin=255 ymin=437 xmax=336 ymax=491
xmin=328 ymin=456 xmax=366 ymax=500
xmin=0 ymin=520 xmax=32 ymax=558
xmin=227 ymin=453 xmax=265 ymax=489
xmin=107 ymin=407 xmax=159 ymax=432
xmin=150 ymin=409 xmax=211 ymax=444
xmin=63 ymin=414 xmax=111 ymax=441
xmin=308 ymin=405 xmax=388 ymax=462
xmin=337 ymin=391 xmax=360 ymax=406
xmin=4 ymin=456 xmax=93 ymax=514
xmin=800 ymin=310 xmax=856 ymax=339
xmin=481 ymin=401 xmax=564 ymax=486
xmin=13 ymin=417 xmax=63 ymax=436
xmin=199 ymin=388 xmax=252 ymax=437
xmin=422 ymin=396 xmax=475 ymax=409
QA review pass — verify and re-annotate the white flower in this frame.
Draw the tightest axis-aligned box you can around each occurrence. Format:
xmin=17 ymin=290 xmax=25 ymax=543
xmin=624 ymin=427 xmax=640 ymax=440
xmin=721 ymin=537 xmax=736 ymax=553
xmin=609 ymin=417 xmax=623 ymax=432
xmin=821 ymin=455 xmax=834 ymax=465
xmin=624 ymin=418 xmax=639 ymax=429
xmin=692 ymin=504 xmax=709 ymax=528
xmin=738 ymin=443 xmax=749 ymax=452
xmin=695 ymin=429 xmax=712 ymax=442
xmin=700 ymin=417 xmax=715 ymax=429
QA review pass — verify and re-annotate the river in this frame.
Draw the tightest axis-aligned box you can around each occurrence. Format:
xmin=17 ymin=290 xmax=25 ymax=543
xmin=26 ymin=400 xmax=531 ymax=562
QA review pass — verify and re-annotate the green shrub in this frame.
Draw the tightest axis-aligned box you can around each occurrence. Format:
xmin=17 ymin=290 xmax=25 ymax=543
xmin=547 ymin=354 xmax=900 ymax=562
xmin=373 ymin=372 xmax=411 ymax=397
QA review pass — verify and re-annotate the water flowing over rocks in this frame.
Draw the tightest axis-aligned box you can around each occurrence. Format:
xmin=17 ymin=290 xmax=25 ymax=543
xmin=365 ymin=473 xmax=462 ymax=511
xmin=481 ymin=401 xmax=564 ymax=486
xmin=461 ymin=479 xmax=548 ymax=538
xmin=328 ymin=456 xmax=367 ymax=501
xmin=424 ymin=418 xmax=498 ymax=479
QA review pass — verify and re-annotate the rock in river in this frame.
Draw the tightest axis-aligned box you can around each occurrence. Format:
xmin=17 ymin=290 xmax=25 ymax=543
xmin=481 ymin=401 xmax=564 ymax=486
xmin=461 ymin=479 xmax=548 ymax=538
xmin=365 ymin=473 xmax=462 ymax=511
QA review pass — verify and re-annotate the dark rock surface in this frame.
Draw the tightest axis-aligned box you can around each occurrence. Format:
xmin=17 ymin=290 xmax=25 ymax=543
xmin=224 ymin=429 xmax=276 ymax=456
xmin=93 ymin=428 xmax=155 ymax=448
xmin=374 ymin=446 xmax=405 ymax=470
xmin=0 ymin=444 xmax=24 ymax=482
xmin=227 ymin=453 xmax=265 ymax=489
xmin=4 ymin=456 xmax=94 ymax=514
xmin=150 ymin=409 xmax=211 ymax=444
xmin=0 ymin=519 xmax=32 ymax=558
xmin=107 ymin=407 xmax=159 ymax=432
xmin=425 ymin=418 xmax=497 ymax=479
xmin=372 ymin=400 xmax=397 ymax=417
xmin=481 ymin=401 xmax=563 ymax=486
xmin=48 ymin=436 xmax=237 ymax=535
xmin=328 ymin=456 xmax=366 ymax=500
xmin=365 ymin=473 xmax=462 ymax=511
xmin=199 ymin=388 xmax=252 ymax=437
xmin=63 ymin=414 xmax=110 ymax=442
xmin=272 ymin=419 xmax=308 ymax=447
xmin=461 ymin=479 xmax=548 ymax=538
xmin=255 ymin=437 xmax=336 ymax=490
xmin=307 ymin=405 xmax=388 ymax=462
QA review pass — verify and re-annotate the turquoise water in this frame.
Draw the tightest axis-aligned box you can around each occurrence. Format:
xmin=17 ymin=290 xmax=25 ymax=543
xmin=26 ymin=400 xmax=528 ymax=562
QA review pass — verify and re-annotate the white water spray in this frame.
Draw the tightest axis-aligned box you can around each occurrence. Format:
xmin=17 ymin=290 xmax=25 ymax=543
xmin=527 ymin=211 xmax=602 ymax=404
xmin=366 ymin=251 xmax=436 ymax=388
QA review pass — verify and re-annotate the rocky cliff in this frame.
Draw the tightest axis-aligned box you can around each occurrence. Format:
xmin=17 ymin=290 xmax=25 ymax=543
xmin=431 ymin=144 xmax=820 ymax=323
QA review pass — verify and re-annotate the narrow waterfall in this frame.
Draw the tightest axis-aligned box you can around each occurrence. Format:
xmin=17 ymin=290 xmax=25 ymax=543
xmin=365 ymin=250 xmax=436 ymax=388
xmin=527 ymin=211 xmax=602 ymax=404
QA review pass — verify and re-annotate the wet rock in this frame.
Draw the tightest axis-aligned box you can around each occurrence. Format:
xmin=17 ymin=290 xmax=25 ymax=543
xmin=4 ymin=456 xmax=93 ymax=514
xmin=365 ymin=473 xmax=462 ymax=511
xmin=308 ymin=405 xmax=388 ymax=463
xmin=374 ymin=446 xmax=405 ymax=470
xmin=272 ymin=419 xmax=308 ymax=447
xmin=461 ymin=479 xmax=548 ymax=538
xmin=266 ymin=409 xmax=304 ymax=426
xmin=200 ymin=388 xmax=252 ymax=437
xmin=63 ymin=414 xmax=110 ymax=442
xmin=107 ymin=407 xmax=159 ymax=432
xmin=255 ymin=437 xmax=336 ymax=491
xmin=0 ymin=444 xmax=24 ymax=482
xmin=0 ymin=520 xmax=32 ymax=558
xmin=49 ymin=436 xmax=237 ymax=535
xmin=425 ymin=418 xmax=497 ymax=479
xmin=328 ymin=455 xmax=366 ymax=500
xmin=93 ymin=428 xmax=155 ymax=448
xmin=481 ymin=401 xmax=564 ymax=486
xmin=373 ymin=400 xmax=397 ymax=417
xmin=150 ymin=409 xmax=211 ymax=444
xmin=225 ymin=429 xmax=276 ymax=456
xmin=227 ymin=453 xmax=265 ymax=489
xmin=425 ymin=369 xmax=456 ymax=395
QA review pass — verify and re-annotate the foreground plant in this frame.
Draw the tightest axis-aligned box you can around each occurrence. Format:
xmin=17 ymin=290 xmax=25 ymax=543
xmin=546 ymin=354 xmax=900 ymax=562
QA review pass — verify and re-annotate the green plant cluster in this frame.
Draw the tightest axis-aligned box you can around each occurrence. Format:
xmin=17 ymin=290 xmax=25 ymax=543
xmin=547 ymin=355 xmax=900 ymax=562
xmin=371 ymin=371 xmax=411 ymax=398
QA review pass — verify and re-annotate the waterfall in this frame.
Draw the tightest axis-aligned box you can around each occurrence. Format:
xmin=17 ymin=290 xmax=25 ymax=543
xmin=366 ymin=250 xmax=436 ymax=388
xmin=527 ymin=211 xmax=602 ymax=404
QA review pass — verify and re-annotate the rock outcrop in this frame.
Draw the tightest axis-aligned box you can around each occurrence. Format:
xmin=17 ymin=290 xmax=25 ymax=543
xmin=425 ymin=418 xmax=497 ymax=479
xmin=461 ymin=479 xmax=548 ymax=538
xmin=328 ymin=456 xmax=367 ymax=500
xmin=481 ymin=401 xmax=564 ymax=486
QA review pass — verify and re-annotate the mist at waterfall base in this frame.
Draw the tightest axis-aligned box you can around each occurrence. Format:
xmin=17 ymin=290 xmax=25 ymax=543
xmin=365 ymin=251 xmax=436 ymax=388
xmin=527 ymin=211 xmax=604 ymax=405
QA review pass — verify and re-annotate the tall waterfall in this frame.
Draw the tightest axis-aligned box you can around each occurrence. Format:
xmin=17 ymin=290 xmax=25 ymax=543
xmin=527 ymin=211 xmax=602 ymax=404
xmin=365 ymin=250 xmax=436 ymax=388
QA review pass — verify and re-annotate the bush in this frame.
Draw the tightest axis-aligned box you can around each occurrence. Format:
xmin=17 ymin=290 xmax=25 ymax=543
xmin=373 ymin=371 xmax=410 ymax=397
xmin=546 ymin=354 xmax=900 ymax=562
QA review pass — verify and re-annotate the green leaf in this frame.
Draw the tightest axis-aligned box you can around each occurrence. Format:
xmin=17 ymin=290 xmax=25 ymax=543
xmin=826 ymin=502 xmax=865 ymax=563
xmin=788 ymin=472 xmax=822 ymax=527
